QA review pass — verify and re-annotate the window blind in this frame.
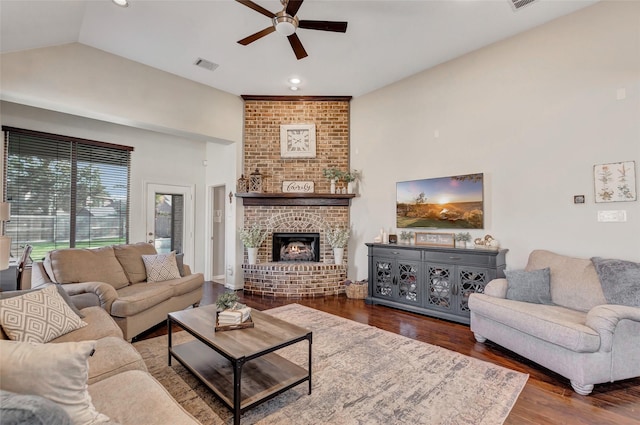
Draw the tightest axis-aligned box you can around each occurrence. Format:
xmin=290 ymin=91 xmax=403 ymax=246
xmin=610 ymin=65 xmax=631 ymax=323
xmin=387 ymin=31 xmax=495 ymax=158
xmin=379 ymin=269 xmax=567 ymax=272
xmin=2 ymin=126 xmax=133 ymax=260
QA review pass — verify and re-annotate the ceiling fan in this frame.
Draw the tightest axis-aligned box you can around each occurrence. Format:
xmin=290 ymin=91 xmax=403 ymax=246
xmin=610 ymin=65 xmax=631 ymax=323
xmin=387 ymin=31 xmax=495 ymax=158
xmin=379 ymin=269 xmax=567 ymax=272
xmin=236 ymin=0 xmax=348 ymax=60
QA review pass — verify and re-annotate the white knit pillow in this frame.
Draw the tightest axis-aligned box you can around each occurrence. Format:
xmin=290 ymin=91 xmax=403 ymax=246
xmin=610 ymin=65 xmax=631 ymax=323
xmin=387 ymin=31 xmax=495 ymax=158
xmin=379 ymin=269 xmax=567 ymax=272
xmin=141 ymin=251 xmax=182 ymax=282
xmin=0 ymin=339 xmax=111 ymax=425
xmin=0 ymin=285 xmax=87 ymax=343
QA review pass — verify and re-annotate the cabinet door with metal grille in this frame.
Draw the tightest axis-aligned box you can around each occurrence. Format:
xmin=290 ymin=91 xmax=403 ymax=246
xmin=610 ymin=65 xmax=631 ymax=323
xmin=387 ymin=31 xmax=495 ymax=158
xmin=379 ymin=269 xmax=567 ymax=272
xmin=457 ymin=267 xmax=491 ymax=315
xmin=397 ymin=260 xmax=421 ymax=306
xmin=426 ymin=264 xmax=454 ymax=313
xmin=373 ymin=259 xmax=394 ymax=299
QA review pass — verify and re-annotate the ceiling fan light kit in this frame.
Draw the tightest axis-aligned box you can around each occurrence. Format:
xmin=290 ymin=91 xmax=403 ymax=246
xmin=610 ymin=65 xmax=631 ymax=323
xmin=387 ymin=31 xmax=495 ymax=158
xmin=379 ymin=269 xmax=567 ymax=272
xmin=236 ymin=0 xmax=347 ymax=60
xmin=274 ymin=12 xmax=298 ymax=36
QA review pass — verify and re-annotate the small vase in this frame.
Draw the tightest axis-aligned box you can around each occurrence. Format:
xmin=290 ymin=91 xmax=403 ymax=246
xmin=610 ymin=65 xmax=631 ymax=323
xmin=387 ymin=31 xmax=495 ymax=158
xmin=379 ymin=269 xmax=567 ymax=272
xmin=247 ymin=247 xmax=258 ymax=265
xmin=333 ymin=247 xmax=344 ymax=265
xmin=347 ymin=181 xmax=354 ymax=194
xmin=330 ymin=179 xmax=336 ymax=194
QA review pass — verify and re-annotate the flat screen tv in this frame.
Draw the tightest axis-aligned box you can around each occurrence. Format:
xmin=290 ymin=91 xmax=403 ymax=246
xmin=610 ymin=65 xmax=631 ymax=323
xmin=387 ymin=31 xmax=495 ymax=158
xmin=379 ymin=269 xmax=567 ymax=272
xmin=396 ymin=173 xmax=484 ymax=229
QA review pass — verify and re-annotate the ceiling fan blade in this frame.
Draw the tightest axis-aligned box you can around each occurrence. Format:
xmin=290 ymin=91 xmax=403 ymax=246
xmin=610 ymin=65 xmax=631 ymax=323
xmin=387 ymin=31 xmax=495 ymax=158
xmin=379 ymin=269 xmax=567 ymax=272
xmin=238 ymin=26 xmax=276 ymax=45
xmin=235 ymin=0 xmax=275 ymax=18
xmin=286 ymin=0 xmax=304 ymax=17
xmin=298 ymin=20 xmax=348 ymax=33
xmin=287 ymin=33 xmax=308 ymax=60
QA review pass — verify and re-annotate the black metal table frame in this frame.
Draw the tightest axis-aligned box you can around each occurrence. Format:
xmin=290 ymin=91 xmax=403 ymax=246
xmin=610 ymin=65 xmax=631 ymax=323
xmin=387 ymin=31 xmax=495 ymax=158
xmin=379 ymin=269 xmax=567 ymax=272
xmin=167 ymin=315 xmax=312 ymax=425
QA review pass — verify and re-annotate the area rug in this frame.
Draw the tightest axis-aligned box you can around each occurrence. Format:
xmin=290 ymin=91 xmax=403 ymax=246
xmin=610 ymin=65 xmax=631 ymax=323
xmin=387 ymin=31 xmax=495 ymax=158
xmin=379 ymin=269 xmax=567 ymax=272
xmin=133 ymin=304 xmax=527 ymax=424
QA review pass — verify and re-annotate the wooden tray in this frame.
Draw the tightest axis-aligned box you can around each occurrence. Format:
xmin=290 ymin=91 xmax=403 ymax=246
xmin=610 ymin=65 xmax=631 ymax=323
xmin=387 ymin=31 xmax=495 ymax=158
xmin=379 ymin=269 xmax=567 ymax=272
xmin=215 ymin=316 xmax=254 ymax=332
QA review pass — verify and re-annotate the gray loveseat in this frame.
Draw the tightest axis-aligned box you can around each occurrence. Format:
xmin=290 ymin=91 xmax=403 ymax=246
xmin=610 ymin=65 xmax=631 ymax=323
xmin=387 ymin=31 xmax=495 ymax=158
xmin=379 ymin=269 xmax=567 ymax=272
xmin=31 ymin=243 xmax=204 ymax=340
xmin=468 ymin=250 xmax=640 ymax=395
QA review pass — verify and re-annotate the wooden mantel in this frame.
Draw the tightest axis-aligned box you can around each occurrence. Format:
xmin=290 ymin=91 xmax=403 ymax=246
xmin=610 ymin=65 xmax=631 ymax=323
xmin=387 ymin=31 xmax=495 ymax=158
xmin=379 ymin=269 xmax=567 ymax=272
xmin=236 ymin=193 xmax=355 ymax=207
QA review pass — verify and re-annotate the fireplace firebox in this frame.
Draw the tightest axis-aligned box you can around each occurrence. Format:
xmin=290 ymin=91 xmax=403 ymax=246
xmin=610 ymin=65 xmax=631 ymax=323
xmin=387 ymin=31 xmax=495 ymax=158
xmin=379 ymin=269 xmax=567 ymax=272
xmin=272 ymin=232 xmax=320 ymax=262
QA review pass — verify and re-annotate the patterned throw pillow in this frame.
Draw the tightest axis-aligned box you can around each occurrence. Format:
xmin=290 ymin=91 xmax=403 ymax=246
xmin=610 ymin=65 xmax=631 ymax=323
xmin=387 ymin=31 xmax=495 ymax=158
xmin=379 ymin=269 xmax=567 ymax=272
xmin=0 ymin=285 xmax=87 ymax=343
xmin=141 ymin=251 xmax=182 ymax=282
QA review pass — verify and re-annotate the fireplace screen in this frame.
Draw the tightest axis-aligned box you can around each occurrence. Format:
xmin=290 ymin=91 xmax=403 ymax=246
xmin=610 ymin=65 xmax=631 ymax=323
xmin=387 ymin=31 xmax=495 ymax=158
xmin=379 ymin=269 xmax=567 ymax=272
xmin=272 ymin=232 xmax=320 ymax=262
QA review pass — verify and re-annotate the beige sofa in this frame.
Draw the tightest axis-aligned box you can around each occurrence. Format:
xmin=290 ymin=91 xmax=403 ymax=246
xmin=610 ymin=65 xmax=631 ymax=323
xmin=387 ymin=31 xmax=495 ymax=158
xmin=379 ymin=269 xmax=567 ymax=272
xmin=31 ymin=243 xmax=204 ymax=340
xmin=469 ymin=250 xmax=640 ymax=395
xmin=0 ymin=288 xmax=200 ymax=425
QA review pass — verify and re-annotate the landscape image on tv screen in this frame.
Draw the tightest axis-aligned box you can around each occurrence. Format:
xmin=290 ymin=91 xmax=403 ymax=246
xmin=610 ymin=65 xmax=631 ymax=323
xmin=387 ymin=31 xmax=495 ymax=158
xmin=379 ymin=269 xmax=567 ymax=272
xmin=396 ymin=173 xmax=484 ymax=229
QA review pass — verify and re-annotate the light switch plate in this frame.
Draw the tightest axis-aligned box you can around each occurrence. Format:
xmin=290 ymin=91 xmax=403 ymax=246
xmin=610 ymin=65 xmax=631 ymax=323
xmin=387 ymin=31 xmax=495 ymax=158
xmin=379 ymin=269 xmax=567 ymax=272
xmin=597 ymin=210 xmax=627 ymax=222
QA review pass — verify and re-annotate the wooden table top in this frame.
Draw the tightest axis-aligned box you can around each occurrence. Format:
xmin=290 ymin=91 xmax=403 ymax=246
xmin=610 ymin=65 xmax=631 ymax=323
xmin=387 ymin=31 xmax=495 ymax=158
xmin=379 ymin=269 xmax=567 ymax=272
xmin=168 ymin=305 xmax=311 ymax=360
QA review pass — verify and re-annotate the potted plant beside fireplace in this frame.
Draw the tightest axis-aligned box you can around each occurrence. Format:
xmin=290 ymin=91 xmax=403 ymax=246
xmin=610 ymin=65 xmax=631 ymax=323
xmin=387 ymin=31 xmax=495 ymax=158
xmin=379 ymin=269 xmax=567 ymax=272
xmin=239 ymin=223 xmax=267 ymax=265
xmin=326 ymin=225 xmax=350 ymax=265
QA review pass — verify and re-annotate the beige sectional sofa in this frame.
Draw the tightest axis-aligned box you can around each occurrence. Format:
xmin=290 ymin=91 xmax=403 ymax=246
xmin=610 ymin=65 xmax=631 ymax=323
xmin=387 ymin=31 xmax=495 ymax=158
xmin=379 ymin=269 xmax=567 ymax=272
xmin=0 ymin=289 xmax=200 ymax=425
xmin=469 ymin=250 xmax=640 ymax=395
xmin=31 ymin=243 xmax=204 ymax=340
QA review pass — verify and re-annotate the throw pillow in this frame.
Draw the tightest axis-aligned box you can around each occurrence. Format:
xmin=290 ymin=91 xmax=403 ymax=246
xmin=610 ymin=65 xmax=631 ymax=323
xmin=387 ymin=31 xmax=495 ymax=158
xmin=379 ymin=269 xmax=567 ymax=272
xmin=0 ymin=284 xmax=85 ymax=318
xmin=0 ymin=340 xmax=110 ymax=425
xmin=175 ymin=253 xmax=186 ymax=277
xmin=505 ymin=268 xmax=553 ymax=304
xmin=0 ymin=285 xmax=87 ymax=343
xmin=0 ymin=390 xmax=73 ymax=425
xmin=592 ymin=257 xmax=640 ymax=307
xmin=141 ymin=251 xmax=182 ymax=282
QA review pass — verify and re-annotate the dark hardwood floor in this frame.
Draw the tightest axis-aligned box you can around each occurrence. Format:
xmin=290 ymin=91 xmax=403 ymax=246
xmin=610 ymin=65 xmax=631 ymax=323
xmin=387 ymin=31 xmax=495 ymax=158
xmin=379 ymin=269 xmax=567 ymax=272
xmin=139 ymin=282 xmax=640 ymax=425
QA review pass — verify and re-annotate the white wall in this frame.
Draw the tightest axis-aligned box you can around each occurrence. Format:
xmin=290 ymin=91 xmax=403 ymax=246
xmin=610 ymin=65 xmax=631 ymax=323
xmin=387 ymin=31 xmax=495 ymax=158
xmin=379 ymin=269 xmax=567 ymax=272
xmin=349 ymin=1 xmax=640 ymax=279
xmin=0 ymin=42 xmax=244 ymax=279
xmin=0 ymin=43 xmax=241 ymax=144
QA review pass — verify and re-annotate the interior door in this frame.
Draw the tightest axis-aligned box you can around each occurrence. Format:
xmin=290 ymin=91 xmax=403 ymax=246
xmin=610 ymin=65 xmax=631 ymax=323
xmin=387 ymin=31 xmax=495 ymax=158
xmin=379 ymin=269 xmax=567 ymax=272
xmin=146 ymin=183 xmax=194 ymax=267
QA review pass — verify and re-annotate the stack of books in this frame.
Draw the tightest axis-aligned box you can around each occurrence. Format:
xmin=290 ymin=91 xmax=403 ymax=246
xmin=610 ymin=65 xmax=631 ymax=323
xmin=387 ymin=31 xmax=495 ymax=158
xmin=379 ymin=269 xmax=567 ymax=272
xmin=217 ymin=306 xmax=252 ymax=326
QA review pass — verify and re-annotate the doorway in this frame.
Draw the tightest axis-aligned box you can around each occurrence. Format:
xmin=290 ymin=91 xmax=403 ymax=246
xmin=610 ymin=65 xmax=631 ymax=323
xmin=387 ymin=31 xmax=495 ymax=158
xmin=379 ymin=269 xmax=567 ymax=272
xmin=211 ymin=185 xmax=226 ymax=284
xmin=146 ymin=183 xmax=194 ymax=267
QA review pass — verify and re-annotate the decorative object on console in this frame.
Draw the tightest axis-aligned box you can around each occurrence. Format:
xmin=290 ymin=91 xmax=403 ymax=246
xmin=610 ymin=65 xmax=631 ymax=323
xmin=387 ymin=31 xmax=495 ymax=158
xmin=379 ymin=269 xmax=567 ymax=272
xmin=594 ymin=161 xmax=636 ymax=203
xmin=325 ymin=225 xmax=350 ymax=265
xmin=415 ymin=232 xmax=455 ymax=247
xmin=455 ymin=232 xmax=472 ymax=248
xmin=280 ymin=124 xmax=316 ymax=158
xmin=236 ymin=174 xmax=247 ymax=193
xmin=322 ymin=168 xmax=344 ymax=194
xmin=474 ymin=234 xmax=499 ymax=249
xmin=399 ymin=231 xmax=413 ymax=245
xmin=0 ymin=202 xmax=10 ymax=270
xmin=248 ymin=169 xmax=263 ymax=193
xmin=397 ymin=173 xmax=484 ymax=229
xmin=388 ymin=234 xmax=398 ymax=244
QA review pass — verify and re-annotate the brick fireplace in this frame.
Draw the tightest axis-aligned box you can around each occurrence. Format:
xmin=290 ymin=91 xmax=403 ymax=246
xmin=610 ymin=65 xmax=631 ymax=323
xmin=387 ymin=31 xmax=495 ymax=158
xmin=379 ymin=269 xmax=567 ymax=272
xmin=239 ymin=96 xmax=352 ymax=298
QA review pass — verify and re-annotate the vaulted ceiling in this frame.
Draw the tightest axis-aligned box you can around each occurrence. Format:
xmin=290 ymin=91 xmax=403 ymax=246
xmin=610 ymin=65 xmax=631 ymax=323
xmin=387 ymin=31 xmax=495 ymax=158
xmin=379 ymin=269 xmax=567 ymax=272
xmin=0 ymin=0 xmax=598 ymax=97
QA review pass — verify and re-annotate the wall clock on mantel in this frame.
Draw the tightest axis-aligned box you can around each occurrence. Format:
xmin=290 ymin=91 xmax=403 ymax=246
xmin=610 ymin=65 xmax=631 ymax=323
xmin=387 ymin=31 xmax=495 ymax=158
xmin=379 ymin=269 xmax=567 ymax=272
xmin=280 ymin=124 xmax=316 ymax=158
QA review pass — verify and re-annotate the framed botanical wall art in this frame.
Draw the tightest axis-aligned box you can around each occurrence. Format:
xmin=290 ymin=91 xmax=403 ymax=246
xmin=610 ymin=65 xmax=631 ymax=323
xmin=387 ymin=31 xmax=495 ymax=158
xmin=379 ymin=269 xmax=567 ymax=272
xmin=280 ymin=124 xmax=316 ymax=158
xmin=594 ymin=161 xmax=636 ymax=203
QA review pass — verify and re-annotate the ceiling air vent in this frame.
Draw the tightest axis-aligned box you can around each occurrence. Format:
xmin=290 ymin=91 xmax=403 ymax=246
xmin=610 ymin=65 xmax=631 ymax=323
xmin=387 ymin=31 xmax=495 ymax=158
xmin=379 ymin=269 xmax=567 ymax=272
xmin=194 ymin=58 xmax=219 ymax=71
xmin=509 ymin=0 xmax=537 ymax=11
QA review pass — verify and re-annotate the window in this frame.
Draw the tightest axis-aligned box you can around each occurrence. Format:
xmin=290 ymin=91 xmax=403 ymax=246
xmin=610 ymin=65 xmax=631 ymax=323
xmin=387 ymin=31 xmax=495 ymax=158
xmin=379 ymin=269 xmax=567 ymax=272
xmin=2 ymin=127 xmax=133 ymax=260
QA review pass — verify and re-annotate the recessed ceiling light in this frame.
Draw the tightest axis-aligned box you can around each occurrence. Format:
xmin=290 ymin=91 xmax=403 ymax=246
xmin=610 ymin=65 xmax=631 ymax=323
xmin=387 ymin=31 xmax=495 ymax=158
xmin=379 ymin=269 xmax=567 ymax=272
xmin=290 ymin=86 xmax=299 ymax=91
xmin=112 ymin=0 xmax=129 ymax=7
xmin=289 ymin=77 xmax=301 ymax=85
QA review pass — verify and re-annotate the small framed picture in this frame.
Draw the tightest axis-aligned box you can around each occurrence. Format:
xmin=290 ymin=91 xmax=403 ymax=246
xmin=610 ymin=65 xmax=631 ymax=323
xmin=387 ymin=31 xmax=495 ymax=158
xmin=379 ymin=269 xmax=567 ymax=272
xmin=573 ymin=195 xmax=585 ymax=204
xmin=280 ymin=124 xmax=316 ymax=158
xmin=415 ymin=232 xmax=455 ymax=247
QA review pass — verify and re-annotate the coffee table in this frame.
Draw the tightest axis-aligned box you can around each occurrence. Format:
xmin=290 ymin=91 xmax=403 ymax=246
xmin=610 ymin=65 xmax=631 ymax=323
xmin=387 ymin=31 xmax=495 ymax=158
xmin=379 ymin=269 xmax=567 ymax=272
xmin=167 ymin=305 xmax=312 ymax=425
